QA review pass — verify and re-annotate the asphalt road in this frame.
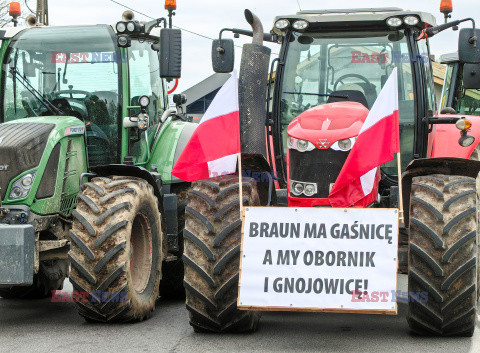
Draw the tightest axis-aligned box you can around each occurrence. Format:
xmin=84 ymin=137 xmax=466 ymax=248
xmin=0 ymin=275 xmax=478 ymax=353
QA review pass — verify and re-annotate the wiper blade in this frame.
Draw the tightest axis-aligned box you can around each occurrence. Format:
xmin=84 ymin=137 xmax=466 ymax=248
xmin=283 ymin=91 xmax=349 ymax=99
xmin=9 ymin=67 xmax=63 ymax=115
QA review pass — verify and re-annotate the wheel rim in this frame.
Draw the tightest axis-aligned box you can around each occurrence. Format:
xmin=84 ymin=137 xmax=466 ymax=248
xmin=130 ymin=212 xmax=153 ymax=294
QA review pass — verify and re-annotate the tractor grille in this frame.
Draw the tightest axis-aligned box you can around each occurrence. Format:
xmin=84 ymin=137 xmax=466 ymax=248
xmin=0 ymin=123 xmax=54 ymax=201
xmin=289 ymin=149 xmax=349 ymax=198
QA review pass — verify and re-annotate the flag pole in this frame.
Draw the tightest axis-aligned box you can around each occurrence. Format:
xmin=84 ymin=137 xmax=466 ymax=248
xmin=396 ymin=152 xmax=404 ymax=223
xmin=238 ymin=153 xmax=243 ymax=211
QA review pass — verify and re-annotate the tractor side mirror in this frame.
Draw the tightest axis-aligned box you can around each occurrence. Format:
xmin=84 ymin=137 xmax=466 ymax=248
xmin=212 ymin=39 xmax=234 ymax=73
xmin=159 ymin=28 xmax=182 ymax=79
xmin=458 ymin=28 xmax=480 ymax=63
xmin=463 ymin=63 xmax=480 ymax=89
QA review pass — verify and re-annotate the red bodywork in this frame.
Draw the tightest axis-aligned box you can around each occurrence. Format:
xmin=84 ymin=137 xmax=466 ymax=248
xmin=286 ymin=101 xmax=380 ymax=207
xmin=428 ymin=115 xmax=480 ymax=158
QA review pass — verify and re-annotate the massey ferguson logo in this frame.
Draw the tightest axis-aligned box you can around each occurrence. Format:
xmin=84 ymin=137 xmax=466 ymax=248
xmin=318 ymin=139 xmax=329 ymax=149
xmin=0 ymin=165 xmax=8 ymax=171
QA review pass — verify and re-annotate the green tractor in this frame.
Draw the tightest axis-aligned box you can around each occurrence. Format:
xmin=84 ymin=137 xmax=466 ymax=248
xmin=0 ymin=6 xmax=195 ymax=323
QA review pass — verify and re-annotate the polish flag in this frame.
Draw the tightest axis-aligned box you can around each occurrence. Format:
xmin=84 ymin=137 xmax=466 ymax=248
xmin=172 ymin=73 xmax=240 ymax=182
xmin=329 ymin=68 xmax=400 ymax=207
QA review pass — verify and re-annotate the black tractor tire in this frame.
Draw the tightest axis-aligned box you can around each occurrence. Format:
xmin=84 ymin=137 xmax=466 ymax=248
xmin=68 ymin=176 xmax=162 ymax=323
xmin=183 ymin=175 xmax=262 ymax=333
xmin=159 ymin=185 xmax=188 ymax=299
xmin=0 ymin=259 xmax=68 ymax=299
xmin=407 ymin=174 xmax=478 ymax=336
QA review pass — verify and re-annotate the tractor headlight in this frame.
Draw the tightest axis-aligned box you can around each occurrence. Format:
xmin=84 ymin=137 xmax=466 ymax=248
xmin=459 ymin=134 xmax=475 ymax=147
xmin=9 ymin=172 xmax=36 ymax=200
xmin=292 ymin=20 xmax=309 ymax=31
xmin=275 ymin=19 xmax=290 ymax=30
xmin=403 ymin=16 xmax=419 ymax=26
xmin=116 ymin=21 xmax=127 ymax=33
xmin=287 ymin=137 xmax=315 ymax=152
xmin=386 ymin=17 xmax=403 ymax=28
xmin=297 ymin=139 xmax=309 ymax=152
xmin=290 ymin=180 xmax=317 ymax=197
xmin=287 ymin=137 xmax=295 ymax=149
xmin=139 ymin=95 xmax=150 ymax=108
xmin=292 ymin=182 xmax=304 ymax=196
xmin=331 ymin=137 xmax=356 ymax=151
xmin=337 ymin=139 xmax=352 ymax=151
xmin=303 ymin=184 xmax=316 ymax=197
xmin=117 ymin=34 xmax=131 ymax=48
xmin=126 ymin=21 xmax=136 ymax=32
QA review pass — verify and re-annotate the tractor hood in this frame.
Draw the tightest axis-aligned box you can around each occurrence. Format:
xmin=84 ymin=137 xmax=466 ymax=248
xmin=0 ymin=116 xmax=85 ymax=206
xmin=287 ymin=101 xmax=369 ymax=149
xmin=0 ymin=122 xmax=55 ymax=201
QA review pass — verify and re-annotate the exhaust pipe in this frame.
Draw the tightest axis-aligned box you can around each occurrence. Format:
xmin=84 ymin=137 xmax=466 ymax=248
xmin=122 ymin=10 xmax=135 ymax=21
xmin=26 ymin=14 xmax=37 ymax=27
xmin=244 ymin=9 xmax=264 ymax=45
xmin=238 ymin=9 xmax=271 ymax=157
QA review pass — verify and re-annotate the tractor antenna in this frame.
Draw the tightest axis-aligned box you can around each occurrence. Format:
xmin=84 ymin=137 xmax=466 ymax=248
xmin=296 ymin=0 xmax=302 ymax=11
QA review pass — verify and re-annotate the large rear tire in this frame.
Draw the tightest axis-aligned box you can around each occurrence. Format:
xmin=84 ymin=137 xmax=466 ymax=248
xmin=407 ymin=174 xmax=478 ymax=336
xmin=183 ymin=176 xmax=261 ymax=333
xmin=68 ymin=176 xmax=162 ymax=322
xmin=0 ymin=259 xmax=68 ymax=299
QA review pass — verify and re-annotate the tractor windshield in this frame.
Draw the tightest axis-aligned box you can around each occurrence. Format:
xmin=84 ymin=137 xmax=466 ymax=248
xmin=1 ymin=25 xmax=121 ymax=164
xmin=280 ymin=31 xmax=420 ymax=173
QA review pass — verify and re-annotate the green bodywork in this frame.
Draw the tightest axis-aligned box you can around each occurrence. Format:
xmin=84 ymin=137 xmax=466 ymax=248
xmin=1 ymin=116 xmax=87 ymax=216
xmin=0 ymin=26 xmax=195 ymax=217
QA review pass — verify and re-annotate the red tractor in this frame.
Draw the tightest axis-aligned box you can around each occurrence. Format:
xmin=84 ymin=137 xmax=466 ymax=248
xmin=182 ymin=5 xmax=480 ymax=336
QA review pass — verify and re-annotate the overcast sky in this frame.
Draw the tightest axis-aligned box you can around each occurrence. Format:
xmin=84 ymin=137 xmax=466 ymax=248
xmin=15 ymin=0 xmax=480 ymax=92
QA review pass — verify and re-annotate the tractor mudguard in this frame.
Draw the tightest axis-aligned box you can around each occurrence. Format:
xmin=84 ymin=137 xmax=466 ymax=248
xmin=401 ymin=157 xmax=480 ymax=226
xmin=89 ymin=164 xmax=163 ymax=200
xmin=430 ymin=115 xmax=480 ymax=158
xmin=147 ymin=120 xmax=197 ymax=185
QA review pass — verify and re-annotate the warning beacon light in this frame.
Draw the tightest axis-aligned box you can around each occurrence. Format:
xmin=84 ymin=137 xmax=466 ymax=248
xmin=165 ymin=0 xmax=177 ymax=11
xmin=440 ymin=0 xmax=453 ymax=22
xmin=9 ymin=2 xmax=21 ymax=18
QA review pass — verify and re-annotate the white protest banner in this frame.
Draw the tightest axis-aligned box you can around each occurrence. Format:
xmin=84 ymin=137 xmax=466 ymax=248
xmin=238 ymin=207 xmax=399 ymax=313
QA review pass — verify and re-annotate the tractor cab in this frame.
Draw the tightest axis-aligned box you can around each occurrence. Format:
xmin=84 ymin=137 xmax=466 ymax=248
xmin=2 ymin=25 xmax=125 ymax=166
xmin=0 ymin=19 xmax=180 ymax=167
xmin=268 ymin=8 xmax=438 ymax=205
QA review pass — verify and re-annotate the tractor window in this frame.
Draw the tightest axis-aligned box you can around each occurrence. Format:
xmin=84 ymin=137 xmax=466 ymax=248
xmin=440 ymin=64 xmax=454 ymax=111
xmin=128 ymin=40 xmax=164 ymax=123
xmin=1 ymin=25 xmax=121 ymax=165
xmin=451 ymin=65 xmax=480 ymax=116
xmin=280 ymin=31 xmax=415 ymax=173
xmin=417 ymin=39 xmax=436 ymax=113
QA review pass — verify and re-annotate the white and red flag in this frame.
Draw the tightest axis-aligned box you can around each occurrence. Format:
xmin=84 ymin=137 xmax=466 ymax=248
xmin=329 ymin=68 xmax=400 ymax=207
xmin=172 ymin=73 xmax=240 ymax=182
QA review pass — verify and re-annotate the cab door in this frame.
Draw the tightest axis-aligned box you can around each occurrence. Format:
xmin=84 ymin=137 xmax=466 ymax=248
xmin=126 ymin=40 xmax=167 ymax=166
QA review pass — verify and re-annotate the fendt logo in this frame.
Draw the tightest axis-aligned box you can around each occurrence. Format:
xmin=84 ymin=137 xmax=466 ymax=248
xmin=0 ymin=165 xmax=8 ymax=171
xmin=318 ymin=139 xmax=329 ymax=149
